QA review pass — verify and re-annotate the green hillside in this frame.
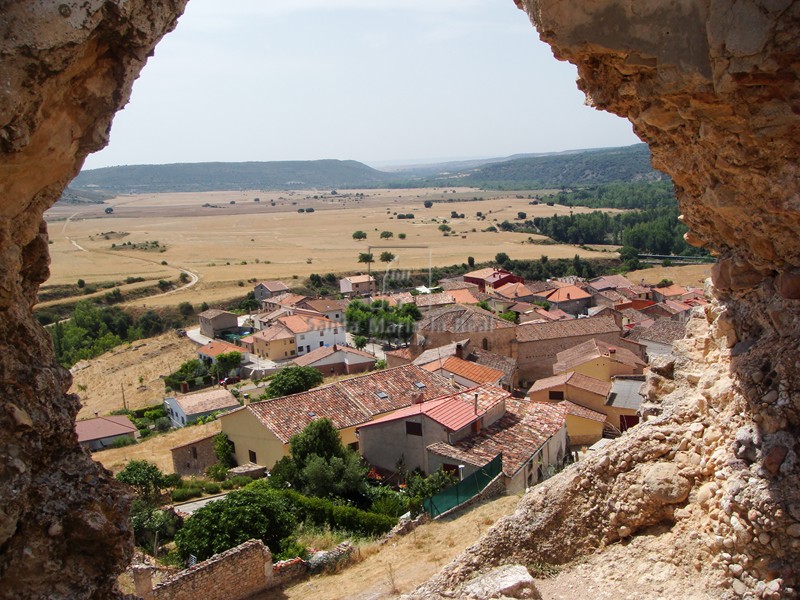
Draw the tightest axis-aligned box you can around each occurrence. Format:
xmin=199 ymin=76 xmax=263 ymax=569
xmin=71 ymin=159 xmax=394 ymax=193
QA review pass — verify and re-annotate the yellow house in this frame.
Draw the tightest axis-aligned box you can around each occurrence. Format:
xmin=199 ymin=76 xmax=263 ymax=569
xmin=528 ymin=371 xmax=640 ymax=435
xmin=241 ymin=324 xmax=296 ymax=361
xmin=552 ymin=338 xmax=646 ymax=381
xmin=562 ymin=401 xmax=606 ymax=446
xmin=220 ymin=364 xmax=455 ymax=468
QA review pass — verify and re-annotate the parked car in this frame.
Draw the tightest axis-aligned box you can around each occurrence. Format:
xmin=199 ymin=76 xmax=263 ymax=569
xmin=219 ymin=376 xmax=241 ymax=386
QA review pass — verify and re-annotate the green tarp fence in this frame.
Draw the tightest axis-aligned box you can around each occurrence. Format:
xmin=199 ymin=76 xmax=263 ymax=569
xmin=423 ymin=453 xmax=502 ymax=518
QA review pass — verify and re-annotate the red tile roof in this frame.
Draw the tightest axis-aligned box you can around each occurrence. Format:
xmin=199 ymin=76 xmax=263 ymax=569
xmin=278 ymin=314 xmax=338 ymax=334
xmin=588 ymin=275 xmax=635 ymax=291
xmin=654 ymin=284 xmax=688 ymax=298
xmin=173 ymin=389 xmax=240 ymax=416
xmin=292 ymin=344 xmax=376 ymax=367
xmin=418 ymin=305 xmax=515 ymax=335
xmin=552 ymin=338 xmax=646 ymax=374
xmin=428 ymin=399 xmax=567 ymax=478
xmin=233 ymin=365 xmax=454 ymax=442
xmin=528 ymin=371 xmax=612 ymax=397
xmin=344 ymin=274 xmax=375 ymax=284
xmin=257 ymin=280 xmax=289 ymax=293
xmin=75 ymin=415 xmax=137 ymax=443
xmin=250 ymin=324 xmax=294 ymax=342
xmin=561 ymin=400 xmax=607 ymax=423
xmin=439 ymin=356 xmax=505 ymax=385
xmin=545 ymin=285 xmax=592 ymax=303
xmin=448 ymin=288 xmax=480 ymax=304
xmin=198 ymin=340 xmax=244 ymax=358
xmin=495 ymin=282 xmax=535 ymax=300
xmin=268 ymin=292 xmax=308 ymax=307
xmin=300 ymin=298 xmax=348 ymax=314
xmin=516 ymin=315 xmax=619 ymax=343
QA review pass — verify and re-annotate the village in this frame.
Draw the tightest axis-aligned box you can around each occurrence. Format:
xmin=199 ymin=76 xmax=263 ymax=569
xmin=73 ymin=260 xmax=704 ymax=594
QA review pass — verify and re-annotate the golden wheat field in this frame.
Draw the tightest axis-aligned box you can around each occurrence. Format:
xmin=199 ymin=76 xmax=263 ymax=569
xmin=43 ymin=188 xmax=622 ymax=307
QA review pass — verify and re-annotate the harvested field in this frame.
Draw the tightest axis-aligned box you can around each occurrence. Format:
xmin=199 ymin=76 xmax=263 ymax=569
xmin=45 ymin=188 xmax=623 ymax=308
xmin=71 ymin=331 xmax=199 ymax=420
xmin=93 ymin=420 xmax=221 ymax=474
xmin=628 ymin=263 xmax=712 ymax=288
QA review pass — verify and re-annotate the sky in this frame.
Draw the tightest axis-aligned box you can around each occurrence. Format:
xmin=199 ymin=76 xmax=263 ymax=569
xmin=83 ymin=0 xmax=640 ymax=171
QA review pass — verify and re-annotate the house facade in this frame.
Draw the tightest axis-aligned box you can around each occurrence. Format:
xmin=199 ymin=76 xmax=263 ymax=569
xmin=253 ymin=280 xmax=289 ymax=304
xmin=339 ymin=274 xmax=377 ymax=296
xmin=552 ymin=338 xmax=647 ymax=380
xmin=170 ymin=433 xmax=217 ymax=476
xmin=164 ymin=388 xmax=240 ymax=428
xmin=198 ymin=309 xmax=238 ymax=339
xmin=292 ymin=343 xmax=377 ymax=376
xmin=75 ymin=415 xmax=139 ymax=451
xmin=463 ymin=267 xmax=523 ymax=292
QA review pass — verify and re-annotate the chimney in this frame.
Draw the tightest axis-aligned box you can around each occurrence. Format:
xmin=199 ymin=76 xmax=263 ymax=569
xmin=609 ymin=347 xmax=616 ymax=354
xmin=450 ymin=373 xmax=456 ymax=387
xmin=243 ymin=393 xmax=250 ymax=406
xmin=412 ymin=392 xmax=424 ymax=405
xmin=94 ymin=411 xmax=99 ymax=418
xmin=474 ymin=392 xmax=479 ymax=415
xmin=455 ymin=343 xmax=464 ymax=359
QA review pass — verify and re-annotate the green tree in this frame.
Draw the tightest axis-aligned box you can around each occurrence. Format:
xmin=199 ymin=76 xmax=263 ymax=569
xmin=476 ymin=300 xmax=492 ymax=312
xmin=77 ymin=278 xmax=86 ymax=288
xmin=352 ymin=230 xmax=367 ymax=240
xmin=215 ymin=351 xmax=242 ymax=379
xmin=495 ymin=252 xmax=510 ymax=265
xmin=499 ymin=310 xmax=517 ymax=322
xmin=358 ymin=252 xmax=374 ymax=264
xmin=353 ymin=335 xmax=368 ymax=350
xmin=379 ymin=251 xmax=395 ymax=263
xmin=267 ymin=366 xmax=324 ymax=398
xmin=213 ymin=432 xmax=237 ymax=468
xmin=175 ymin=486 xmax=297 ymax=561
xmin=379 ymin=230 xmax=393 ymax=239
xmin=438 ymin=224 xmax=451 ymax=233
xmin=398 ymin=233 xmax=407 ymax=239
xmin=178 ymin=301 xmax=193 ymax=316
xmin=130 ymin=498 xmax=179 ymax=556
xmin=423 ymin=200 xmax=433 ymax=208
xmin=467 ymin=256 xmax=475 ymax=268
xmin=116 ymin=460 xmax=165 ymax=503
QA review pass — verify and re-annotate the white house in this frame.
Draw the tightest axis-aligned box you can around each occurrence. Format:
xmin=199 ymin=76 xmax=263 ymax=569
xmin=164 ymin=388 xmax=240 ymax=428
xmin=279 ymin=313 xmax=347 ymax=356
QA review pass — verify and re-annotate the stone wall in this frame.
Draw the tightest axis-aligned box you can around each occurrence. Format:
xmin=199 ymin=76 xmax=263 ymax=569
xmin=515 ymin=331 xmax=624 ymax=383
xmin=171 ymin=434 xmax=217 ymax=477
xmin=138 ymin=539 xmax=272 ymax=600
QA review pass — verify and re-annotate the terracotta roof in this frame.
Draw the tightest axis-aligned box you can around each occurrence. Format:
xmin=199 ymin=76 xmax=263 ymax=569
xmin=268 ymin=292 xmax=308 ymax=307
xmin=412 ymin=340 xmax=470 ymax=367
xmin=464 ymin=267 xmax=502 ymax=280
xmin=620 ymin=308 xmax=650 ymax=324
xmin=234 ymin=365 xmax=454 ymax=443
xmin=173 ymin=389 xmax=240 ymax=416
xmin=278 ymin=314 xmax=337 ymax=334
xmin=250 ymin=324 xmax=294 ymax=342
xmin=414 ymin=292 xmax=456 ymax=308
xmin=597 ymin=289 xmax=625 ymax=302
xmin=369 ymin=294 xmax=399 ymax=307
xmin=76 ymin=415 xmax=137 ymax=443
xmin=344 ymin=274 xmax=375 ymax=284
xmin=654 ymin=283 xmax=688 ymax=298
xmin=447 ymin=288 xmax=480 ymax=304
xmin=526 ymin=280 xmax=557 ymax=294
xmin=300 ymin=298 xmax=347 ymax=313
xmin=588 ymin=275 xmax=635 ymax=291
xmin=257 ymin=280 xmax=289 ymax=293
xmin=439 ymin=356 xmax=505 ymax=385
xmin=384 ymin=347 xmax=419 ymax=361
xmin=495 ymin=282 xmax=535 ymax=300
xmin=516 ymin=315 xmax=619 ymax=343
xmin=438 ymin=278 xmax=479 ymax=292
xmin=292 ymin=344 xmax=376 ymax=367
xmin=198 ymin=340 xmax=244 ymax=358
xmin=469 ymin=348 xmax=516 ymax=388
xmin=552 ymin=338 xmax=646 ymax=374
xmin=358 ymin=384 xmax=509 ymax=432
xmin=639 ymin=319 xmax=687 ymax=345
xmin=664 ymin=299 xmax=692 ymax=313
xmin=545 ymin=285 xmax=592 ymax=303
xmin=418 ymin=305 xmax=515 ymax=335
xmin=428 ymin=399 xmax=567 ymax=478
xmin=561 ymin=400 xmax=607 ymax=423
xmin=198 ymin=309 xmax=233 ymax=319
xmin=528 ymin=371 xmax=612 ymax=398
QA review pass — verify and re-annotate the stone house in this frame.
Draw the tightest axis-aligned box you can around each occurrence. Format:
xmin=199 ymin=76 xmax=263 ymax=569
xmin=415 ymin=304 xmax=517 ymax=356
xmin=220 ymin=365 xmax=454 ymax=468
xmin=514 ymin=315 xmax=624 ymax=385
xmin=544 ymin=284 xmax=592 ymax=316
xmin=198 ymin=309 xmax=238 ymax=339
xmin=339 ymin=274 xmax=376 ymax=297
xmin=253 ymin=280 xmax=289 ymax=304
xmin=170 ymin=433 xmax=217 ymax=476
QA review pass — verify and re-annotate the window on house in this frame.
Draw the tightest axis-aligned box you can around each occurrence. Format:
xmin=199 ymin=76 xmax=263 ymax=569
xmin=406 ymin=421 xmax=422 ymax=436
xmin=333 ymin=328 xmax=338 ymax=334
xmin=320 ymin=331 xmax=323 ymax=336
xmin=320 ymin=341 xmax=324 ymax=347
xmin=548 ymin=390 xmax=565 ymax=401
xmin=191 ymin=447 xmax=198 ymax=460
xmin=482 ymin=338 xmax=489 ymax=350
xmin=248 ymin=450 xmax=257 ymax=463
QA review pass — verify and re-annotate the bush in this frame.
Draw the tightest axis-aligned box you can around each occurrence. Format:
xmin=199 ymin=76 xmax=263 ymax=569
xmin=206 ymin=463 xmax=228 ymax=482
xmin=110 ymin=436 xmax=136 ymax=449
xmin=163 ymin=473 xmax=182 ymax=488
xmin=203 ymin=482 xmax=221 ymax=494
xmin=171 ymin=487 xmax=202 ymax=503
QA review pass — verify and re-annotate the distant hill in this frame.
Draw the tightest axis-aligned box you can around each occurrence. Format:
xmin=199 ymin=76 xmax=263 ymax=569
xmin=422 ymin=143 xmax=665 ymax=189
xmin=69 ymin=144 xmax=663 ymax=194
xmin=56 ymin=186 xmax=115 ymax=204
xmin=70 ymin=159 xmax=395 ymax=193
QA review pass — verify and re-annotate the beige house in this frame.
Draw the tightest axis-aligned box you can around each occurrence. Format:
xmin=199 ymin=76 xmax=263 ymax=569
xmin=339 ymin=274 xmax=377 ymax=296
xmin=562 ymin=401 xmax=607 ymax=447
xmin=253 ymin=280 xmax=289 ymax=304
xmin=220 ymin=364 xmax=454 ymax=468
xmin=552 ymin=338 xmax=647 ymax=380
xmin=241 ymin=324 xmax=296 ymax=361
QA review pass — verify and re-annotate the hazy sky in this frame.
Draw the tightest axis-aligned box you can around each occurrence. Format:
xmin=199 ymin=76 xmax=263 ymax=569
xmin=83 ymin=0 xmax=640 ymax=170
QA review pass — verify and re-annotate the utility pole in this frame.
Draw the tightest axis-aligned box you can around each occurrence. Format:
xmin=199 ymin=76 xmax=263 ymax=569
xmin=121 ymin=382 xmax=128 ymax=412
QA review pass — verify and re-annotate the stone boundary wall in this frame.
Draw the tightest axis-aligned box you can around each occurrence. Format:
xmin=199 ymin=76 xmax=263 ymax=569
xmin=136 ymin=539 xmax=272 ymax=600
xmin=272 ymin=541 xmax=355 ymax=587
xmin=433 ymin=472 xmax=505 ymax=520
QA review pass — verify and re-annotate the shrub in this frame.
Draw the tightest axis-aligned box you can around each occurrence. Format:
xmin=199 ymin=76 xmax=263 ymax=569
xmin=205 ymin=463 xmax=228 ymax=482
xmin=110 ymin=436 xmax=136 ymax=449
xmin=171 ymin=487 xmax=202 ymax=503
xmin=203 ymin=482 xmax=221 ymax=494
xmin=163 ymin=473 xmax=182 ymax=488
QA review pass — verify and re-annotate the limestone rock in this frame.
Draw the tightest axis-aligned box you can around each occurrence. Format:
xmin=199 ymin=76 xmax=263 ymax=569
xmin=461 ymin=565 xmax=540 ymax=599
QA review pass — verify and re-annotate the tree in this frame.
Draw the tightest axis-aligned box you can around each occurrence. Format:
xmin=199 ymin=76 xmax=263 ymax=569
xmin=352 ymin=230 xmax=367 ymax=240
xmin=175 ymin=485 xmax=297 ymax=561
xmin=398 ymin=233 xmax=407 ymax=239
xmin=467 ymin=256 xmax=475 ymax=268
xmin=215 ymin=351 xmax=242 ymax=379
xmin=438 ymin=224 xmax=451 ymax=233
xmin=178 ymin=301 xmax=193 ymax=316
xmin=358 ymin=252 xmax=374 ymax=264
xmin=116 ymin=460 xmax=165 ymax=503
xmin=379 ymin=230 xmax=393 ymax=239
xmin=379 ymin=251 xmax=395 ymax=263
xmin=499 ymin=310 xmax=517 ymax=322
xmin=423 ymin=200 xmax=433 ymax=208
xmin=517 ymin=211 xmax=527 ymax=219
xmin=213 ymin=432 xmax=237 ymax=468
xmin=267 ymin=366 xmax=324 ymax=398
xmin=353 ymin=335 xmax=368 ymax=350
xmin=77 ymin=278 xmax=86 ymax=288
xmin=495 ymin=252 xmax=510 ymax=265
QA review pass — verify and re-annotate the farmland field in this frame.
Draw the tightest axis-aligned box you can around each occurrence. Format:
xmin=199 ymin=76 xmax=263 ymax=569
xmin=44 ymin=188 xmax=623 ymax=307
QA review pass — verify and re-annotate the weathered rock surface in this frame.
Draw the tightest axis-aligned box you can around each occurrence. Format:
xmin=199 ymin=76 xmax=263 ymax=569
xmin=0 ymin=2 xmax=187 ymax=598
xmin=412 ymin=1 xmax=800 ymax=598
